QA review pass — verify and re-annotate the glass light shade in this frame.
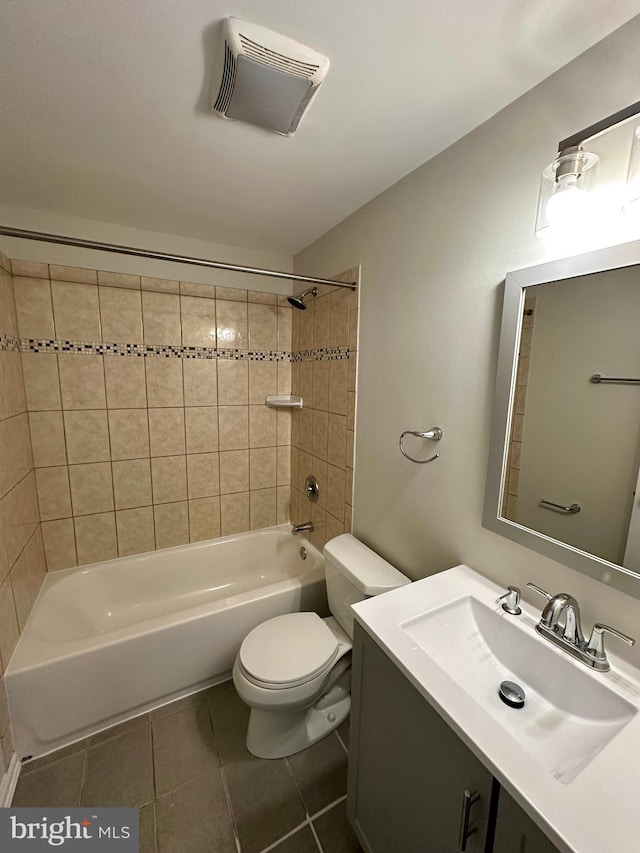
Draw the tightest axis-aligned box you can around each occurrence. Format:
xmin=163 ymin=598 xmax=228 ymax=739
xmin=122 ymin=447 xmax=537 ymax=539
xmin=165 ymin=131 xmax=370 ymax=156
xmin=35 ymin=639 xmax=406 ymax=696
xmin=623 ymin=125 xmax=640 ymax=214
xmin=534 ymin=149 xmax=599 ymax=238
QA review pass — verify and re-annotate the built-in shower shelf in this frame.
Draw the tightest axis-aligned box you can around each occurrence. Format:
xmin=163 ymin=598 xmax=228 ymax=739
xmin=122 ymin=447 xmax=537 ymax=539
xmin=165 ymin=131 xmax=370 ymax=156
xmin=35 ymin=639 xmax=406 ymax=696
xmin=265 ymin=395 xmax=303 ymax=409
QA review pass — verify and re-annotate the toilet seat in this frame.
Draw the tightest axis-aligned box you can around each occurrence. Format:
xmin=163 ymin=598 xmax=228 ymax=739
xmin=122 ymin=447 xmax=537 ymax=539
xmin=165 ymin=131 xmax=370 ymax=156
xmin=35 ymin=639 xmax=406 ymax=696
xmin=239 ymin=612 xmax=339 ymax=689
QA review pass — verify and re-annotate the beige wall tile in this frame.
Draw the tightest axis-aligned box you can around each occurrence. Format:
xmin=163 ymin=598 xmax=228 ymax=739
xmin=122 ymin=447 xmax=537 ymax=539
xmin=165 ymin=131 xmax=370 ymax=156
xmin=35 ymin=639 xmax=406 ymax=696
xmin=142 ymin=291 xmax=181 ymax=345
xmin=148 ymin=408 xmax=185 ymax=456
xmin=108 ymin=409 xmax=150 ymax=460
xmin=58 ymin=355 xmax=106 ymax=409
xmin=249 ymin=447 xmax=276 ymax=491
xmin=248 ymin=304 xmax=277 ymax=351
xmin=104 ymin=358 xmax=147 ymax=408
xmin=64 ymin=410 xmax=110 ymax=464
xmin=345 ymin=508 xmax=353 ymax=535
xmin=11 ymin=259 xmax=48 ymax=279
xmin=248 ymin=291 xmax=277 ymax=305
xmin=277 ymin=446 xmax=291 ymax=487
xmin=112 ymin=458 xmax=152 ymax=509
xmin=312 ymin=410 xmax=328 ymax=461
xmin=29 ymin=411 xmax=67 ymax=467
xmin=24 ymin=528 xmax=46 ymax=599
xmin=309 ymin=457 xmax=327 ymax=509
xmin=181 ymin=295 xmax=217 ymax=347
xmin=52 ymin=281 xmax=101 ymax=341
xmin=277 ymin=361 xmax=291 ymax=395
xmin=326 ymin=464 xmax=346 ymax=522
xmin=0 ymin=576 xmax=19 ymax=669
xmin=14 ymin=277 xmax=54 ymax=339
xmin=185 ymin=406 xmax=219 ymax=453
xmin=116 ymin=507 xmax=155 ymax=556
xmin=328 ymin=359 xmax=348 ymax=415
xmin=183 ymin=359 xmax=217 ymax=407
xmin=179 ymin=281 xmax=216 ymax=298
xmin=347 ymin=391 xmax=356 ymax=430
xmin=151 ymin=455 xmax=187 ymax=504
xmin=329 ymin=289 xmax=351 ymax=348
xmin=99 ymin=286 xmax=143 ymax=343
xmin=248 ymin=361 xmax=277 ymax=404
xmin=216 ymin=301 xmax=247 ymax=349
xmin=97 ymin=271 xmax=141 ymax=289
xmin=277 ymin=307 xmax=292 ymax=352
xmin=312 ymin=361 xmax=329 ymax=411
xmin=217 ymin=406 xmax=247 ymax=452
xmin=215 ymin=286 xmax=246 ymax=302
xmin=290 ymin=447 xmax=299 ymax=494
xmin=217 ymin=360 xmax=248 ymax=405
xmin=310 ymin=502 xmax=327 ymax=551
xmin=75 ymin=512 xmax=117 ymax=565
xmin=10 ymin=551 xmax=31 ymax=631
xmin=69 ymin=462 xmax=114 ymax=516
xmin=250 ymin=488 xmax=276 ymax=530
xmin=146 ymin=359 xmax=184 ymax=407
xmin=0 ymin=351 xmax=26 ymax=418
xmin=299 ymin=362 xmax=313 ymax=403
xmin=141 ymin=276 xmax=179 ymax=294
xmin=313 ymin=295 xmax=330 ymax=349
xmin=277 ymin=410 xmax=291 ymax=446
xmin=220 ymin=492 xmax=249 ymax=536
xmin=348 ymin=354 xmax=357 ymax=392
xmin=298 ymin=305 xmax=314 ymax=350
xmin=346 ymin=429 xmax=355 ymax=468
xmin=349 ymin=308 xmax=359 ymax=350
xmin=0 ymin=271 xmax=17 ymax=338
xmin=35 ymin=466 xmax=72 ymax=520
xmin=219 ymin=450 xmax=249 ymax=495
xmin=326 ymin=513 xmax=345 ymax=542
xmin=154 ymin=502 xmax=189 ymax=550
xmin=298 ymin=408 xmax=313 ymax=454
xmin=49 ymin=265 xmax=97 ymax=284
xmin=188 ymin=497 xmax=221 ymax=542
xmin=327 ymin=414 xmax=347 ymax=469
xmin=41 ymin=518 xmax=77 ymax=570
xmin=249 ymin=406 xmax=277 ymax=448
xmin=346 ymin=466 xmax=354 ymax=506
xmin=276 ymin=486 xmax=290 ymax=524
xmin=187 ymin=453 xmax=220 ymax=499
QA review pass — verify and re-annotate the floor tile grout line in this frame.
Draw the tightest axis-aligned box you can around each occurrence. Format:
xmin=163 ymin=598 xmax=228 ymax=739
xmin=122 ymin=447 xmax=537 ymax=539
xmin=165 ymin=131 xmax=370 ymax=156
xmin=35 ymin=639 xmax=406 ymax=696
xmin=309 ymin=793 xmax=347 ymax=822
xmin=284 ymin=755 xmax=309 ymax=817
xmin=336 ymin=728 xmax=349 ymax=756
xmin=257 ymin=818 xmax=310 ymax=853
xmin=78 ymin=741 xmax=89 ymax=807
xmin=217 ymin=762 xmax=241 ymax=853
xmin=308 ymin=816 xmax=325 ymax=853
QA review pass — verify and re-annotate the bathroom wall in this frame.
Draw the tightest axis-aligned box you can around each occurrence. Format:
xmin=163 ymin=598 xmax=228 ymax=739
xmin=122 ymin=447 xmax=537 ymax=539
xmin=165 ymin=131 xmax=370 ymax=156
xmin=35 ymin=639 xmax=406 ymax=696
xmin=12 ymin=258 xmax=293 ymax=570
xmin=289 ymin=269 xmax=359 ymax=551
xmin=294 ymin=16 xmax=640 ymax=656
xmin=0 ymin=250 xmax=46 ymax=780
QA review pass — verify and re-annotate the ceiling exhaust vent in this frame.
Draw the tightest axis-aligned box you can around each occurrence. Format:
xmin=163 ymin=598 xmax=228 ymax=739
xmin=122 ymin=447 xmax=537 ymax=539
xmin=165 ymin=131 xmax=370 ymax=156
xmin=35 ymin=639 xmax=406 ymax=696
xmin=211 ymin=18 xmax=330 ymax=137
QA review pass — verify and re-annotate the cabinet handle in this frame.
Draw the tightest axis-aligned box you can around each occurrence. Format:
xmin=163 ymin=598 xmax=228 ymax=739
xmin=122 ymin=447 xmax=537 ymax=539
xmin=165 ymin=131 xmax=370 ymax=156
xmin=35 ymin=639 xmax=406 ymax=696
xmin=458 ymin=788 xmax=479 ymax=851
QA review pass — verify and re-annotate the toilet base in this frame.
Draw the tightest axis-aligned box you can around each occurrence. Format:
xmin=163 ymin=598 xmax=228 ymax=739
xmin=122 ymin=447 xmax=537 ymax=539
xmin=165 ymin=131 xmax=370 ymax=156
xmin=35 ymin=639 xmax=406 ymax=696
xmin=246 ymin=676 xmax=351 ymax=759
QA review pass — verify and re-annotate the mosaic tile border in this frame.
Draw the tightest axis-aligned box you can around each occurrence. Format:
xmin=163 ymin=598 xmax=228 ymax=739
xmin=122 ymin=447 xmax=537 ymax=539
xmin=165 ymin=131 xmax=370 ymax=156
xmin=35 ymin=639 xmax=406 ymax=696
xmin=0 ymin=334 xmax=20 ymax=352
xmin=19 ymin=339 xmax=351 ymax=362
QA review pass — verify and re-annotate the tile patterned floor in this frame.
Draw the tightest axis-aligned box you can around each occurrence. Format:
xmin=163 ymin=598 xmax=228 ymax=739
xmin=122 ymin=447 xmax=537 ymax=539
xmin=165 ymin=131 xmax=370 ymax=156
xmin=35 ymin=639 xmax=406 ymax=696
xmin=11 ymin=682 xmax=362 ymax=853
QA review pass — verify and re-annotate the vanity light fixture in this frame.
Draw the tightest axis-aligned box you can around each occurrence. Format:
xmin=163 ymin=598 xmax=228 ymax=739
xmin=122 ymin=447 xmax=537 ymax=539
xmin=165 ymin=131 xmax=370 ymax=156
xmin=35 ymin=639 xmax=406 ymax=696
xmin=535 ymin=99 xmax=640 ymax=238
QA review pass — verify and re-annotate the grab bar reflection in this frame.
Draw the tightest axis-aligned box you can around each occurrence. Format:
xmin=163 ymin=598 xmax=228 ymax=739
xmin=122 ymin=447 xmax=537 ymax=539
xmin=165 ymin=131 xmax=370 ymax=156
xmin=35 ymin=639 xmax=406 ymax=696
xmin=539 ymin=499 xmax=581 ymax=514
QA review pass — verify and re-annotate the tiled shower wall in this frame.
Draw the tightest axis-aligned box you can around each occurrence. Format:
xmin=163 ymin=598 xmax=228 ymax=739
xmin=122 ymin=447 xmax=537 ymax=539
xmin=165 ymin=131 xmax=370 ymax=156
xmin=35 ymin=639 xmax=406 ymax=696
xmin=11 ymin=259 xmax=294 ymax=570
xmin=290 ymin=268 xmax=359 ymax=551
xmin=0 ymin=251 xmax=46 ymax=777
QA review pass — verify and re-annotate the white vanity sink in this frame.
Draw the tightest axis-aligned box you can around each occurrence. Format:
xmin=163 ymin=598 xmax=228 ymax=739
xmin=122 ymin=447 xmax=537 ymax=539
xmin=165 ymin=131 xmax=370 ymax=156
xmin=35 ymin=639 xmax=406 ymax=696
xmin=352 ymin=565 xmax=640 ymax=853
xmin=401 ymin=595 xmax=635 ymax=783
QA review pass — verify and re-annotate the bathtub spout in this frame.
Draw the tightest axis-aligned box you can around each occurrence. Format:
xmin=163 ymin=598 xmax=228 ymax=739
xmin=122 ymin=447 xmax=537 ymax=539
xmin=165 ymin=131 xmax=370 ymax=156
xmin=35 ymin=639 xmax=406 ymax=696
xmin=291 ymin=522 xmax=313 ymax=535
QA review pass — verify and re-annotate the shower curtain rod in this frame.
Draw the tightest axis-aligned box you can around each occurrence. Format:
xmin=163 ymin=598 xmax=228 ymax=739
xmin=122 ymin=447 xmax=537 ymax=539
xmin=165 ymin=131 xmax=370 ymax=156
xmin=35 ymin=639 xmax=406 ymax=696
xmin=0 ymin=226 xmax=358 ymax=291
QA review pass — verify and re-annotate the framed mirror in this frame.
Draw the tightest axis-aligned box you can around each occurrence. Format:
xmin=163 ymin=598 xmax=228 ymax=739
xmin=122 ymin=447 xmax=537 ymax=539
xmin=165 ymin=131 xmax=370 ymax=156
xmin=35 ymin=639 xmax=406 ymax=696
xmin=484 ymin=240 xmax=640 ymax=599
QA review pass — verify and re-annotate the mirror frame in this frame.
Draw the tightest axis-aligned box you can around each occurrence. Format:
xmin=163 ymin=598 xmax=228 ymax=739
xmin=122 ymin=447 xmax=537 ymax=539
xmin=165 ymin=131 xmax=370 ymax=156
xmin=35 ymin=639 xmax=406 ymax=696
xmin=484 ymin=239 xmax=640 ymax=599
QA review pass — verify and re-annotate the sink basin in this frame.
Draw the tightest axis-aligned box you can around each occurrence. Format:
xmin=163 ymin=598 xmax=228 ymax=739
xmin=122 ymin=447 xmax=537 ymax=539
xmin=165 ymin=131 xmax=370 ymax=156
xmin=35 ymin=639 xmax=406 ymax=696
xmin=401 ymin=596 xmax=636 ymax=783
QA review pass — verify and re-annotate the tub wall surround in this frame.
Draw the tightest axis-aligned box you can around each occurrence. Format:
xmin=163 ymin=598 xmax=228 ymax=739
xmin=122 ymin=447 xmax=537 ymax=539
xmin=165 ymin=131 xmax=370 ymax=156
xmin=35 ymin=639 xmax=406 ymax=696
xmin=0 ymin=251 xmax=46 ymax=788
xmin=11 ymin=259 xmax=296 ymax=570
xmin=290 ymin=268 xmax=359 ymax=552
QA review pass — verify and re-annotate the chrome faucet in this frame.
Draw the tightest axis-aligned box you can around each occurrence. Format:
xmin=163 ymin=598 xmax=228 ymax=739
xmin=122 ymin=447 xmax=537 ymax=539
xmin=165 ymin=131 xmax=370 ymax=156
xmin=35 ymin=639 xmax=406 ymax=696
xmin=526 ymin=583 xmax=635 ymax=672
xmin=291 ymin=522 xmax=313 ymax=535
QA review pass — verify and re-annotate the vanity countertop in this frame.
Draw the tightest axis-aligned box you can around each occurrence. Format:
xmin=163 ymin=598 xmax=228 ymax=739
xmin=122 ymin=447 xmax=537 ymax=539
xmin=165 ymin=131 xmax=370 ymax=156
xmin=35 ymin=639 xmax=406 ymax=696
xmin=352 ymin=564 xmax=640 ymax=853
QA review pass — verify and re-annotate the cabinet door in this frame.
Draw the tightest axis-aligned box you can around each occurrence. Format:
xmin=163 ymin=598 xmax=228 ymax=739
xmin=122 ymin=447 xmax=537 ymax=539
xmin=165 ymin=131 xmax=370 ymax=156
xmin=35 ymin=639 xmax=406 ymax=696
xmin=348 ymin=623 xmax=494 ymax=853
xmin=493 ymin=788 xmax=561 ymax=853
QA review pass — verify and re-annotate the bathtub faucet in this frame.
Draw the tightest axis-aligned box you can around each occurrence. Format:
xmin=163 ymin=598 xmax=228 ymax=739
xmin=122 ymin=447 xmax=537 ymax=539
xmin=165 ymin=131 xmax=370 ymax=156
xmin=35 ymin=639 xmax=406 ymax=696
xmin=291 ymin=522 xmax=313 ymax=535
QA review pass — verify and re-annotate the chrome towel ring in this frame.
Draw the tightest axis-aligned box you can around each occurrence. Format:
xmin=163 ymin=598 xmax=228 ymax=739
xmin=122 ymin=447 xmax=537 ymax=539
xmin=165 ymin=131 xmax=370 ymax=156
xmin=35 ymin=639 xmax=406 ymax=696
xmin=399 ymin=428 xmax=443 ymax=464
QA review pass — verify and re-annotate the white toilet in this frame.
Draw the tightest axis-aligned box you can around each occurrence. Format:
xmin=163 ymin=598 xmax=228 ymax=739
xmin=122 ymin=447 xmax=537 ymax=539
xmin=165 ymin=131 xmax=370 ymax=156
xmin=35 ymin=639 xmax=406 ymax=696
xmin=233 ymin=533 xmax=410 ymax=759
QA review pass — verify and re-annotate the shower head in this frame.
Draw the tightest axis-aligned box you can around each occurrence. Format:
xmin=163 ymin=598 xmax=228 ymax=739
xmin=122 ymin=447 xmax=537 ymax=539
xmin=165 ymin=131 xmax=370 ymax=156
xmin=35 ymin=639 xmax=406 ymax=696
xmin=287 ymin=287 xmax=318 ymax=310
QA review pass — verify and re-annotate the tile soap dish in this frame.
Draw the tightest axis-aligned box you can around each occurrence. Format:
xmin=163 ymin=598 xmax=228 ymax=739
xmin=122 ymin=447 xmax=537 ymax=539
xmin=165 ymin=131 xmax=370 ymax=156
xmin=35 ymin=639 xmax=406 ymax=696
xmin=265 ymin=395 xmax=303 ymax=409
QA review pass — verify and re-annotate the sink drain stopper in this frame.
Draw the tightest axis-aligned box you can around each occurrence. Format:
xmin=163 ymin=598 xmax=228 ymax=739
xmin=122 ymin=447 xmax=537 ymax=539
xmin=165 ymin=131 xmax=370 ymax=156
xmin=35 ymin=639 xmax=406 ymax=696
xmin=498 ymin=680 xmax=525 ymax=709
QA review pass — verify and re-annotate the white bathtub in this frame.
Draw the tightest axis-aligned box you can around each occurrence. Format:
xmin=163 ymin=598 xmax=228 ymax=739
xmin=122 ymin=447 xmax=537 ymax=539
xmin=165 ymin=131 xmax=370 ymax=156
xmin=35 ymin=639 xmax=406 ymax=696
xmin=6 ymin=525 xmax=327 ymax=760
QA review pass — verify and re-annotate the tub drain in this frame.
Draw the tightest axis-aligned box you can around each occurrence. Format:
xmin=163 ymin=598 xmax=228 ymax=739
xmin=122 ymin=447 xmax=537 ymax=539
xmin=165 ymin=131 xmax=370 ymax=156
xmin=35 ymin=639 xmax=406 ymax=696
xmin=498 ymin=680 xmax=525 ymax=709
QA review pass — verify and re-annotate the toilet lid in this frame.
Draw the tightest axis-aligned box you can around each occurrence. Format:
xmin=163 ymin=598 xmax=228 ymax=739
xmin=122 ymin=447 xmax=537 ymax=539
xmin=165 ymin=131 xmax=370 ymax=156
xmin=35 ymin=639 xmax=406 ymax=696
xmin=239 ymin=612 xmax=339 ymax=685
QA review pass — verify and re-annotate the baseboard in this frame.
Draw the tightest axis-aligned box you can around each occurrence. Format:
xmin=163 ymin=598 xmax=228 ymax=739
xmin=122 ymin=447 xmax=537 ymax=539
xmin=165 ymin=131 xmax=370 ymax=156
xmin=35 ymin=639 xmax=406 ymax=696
xmin=0 ymin=753 xmax=20 ymax=807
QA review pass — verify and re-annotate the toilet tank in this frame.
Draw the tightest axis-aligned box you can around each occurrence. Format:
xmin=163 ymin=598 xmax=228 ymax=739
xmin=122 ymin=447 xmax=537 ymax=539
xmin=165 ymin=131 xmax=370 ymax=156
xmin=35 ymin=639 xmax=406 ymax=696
xmin=323 ymin=535 xmax=410 ymax=637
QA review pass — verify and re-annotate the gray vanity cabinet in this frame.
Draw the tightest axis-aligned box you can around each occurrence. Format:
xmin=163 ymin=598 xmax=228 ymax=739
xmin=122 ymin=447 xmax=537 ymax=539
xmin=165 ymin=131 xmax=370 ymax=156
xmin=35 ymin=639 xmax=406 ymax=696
xmin=348 ymin=623 xmax=495 ymax=852
xmin=493 ymin=789 xmax=561 ymax=853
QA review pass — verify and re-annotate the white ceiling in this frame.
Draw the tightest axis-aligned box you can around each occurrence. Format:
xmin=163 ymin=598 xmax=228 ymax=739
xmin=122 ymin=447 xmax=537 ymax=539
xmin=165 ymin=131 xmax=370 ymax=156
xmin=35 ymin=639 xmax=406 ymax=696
xmin=1 ymin=1 xmax=638 ymax=255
